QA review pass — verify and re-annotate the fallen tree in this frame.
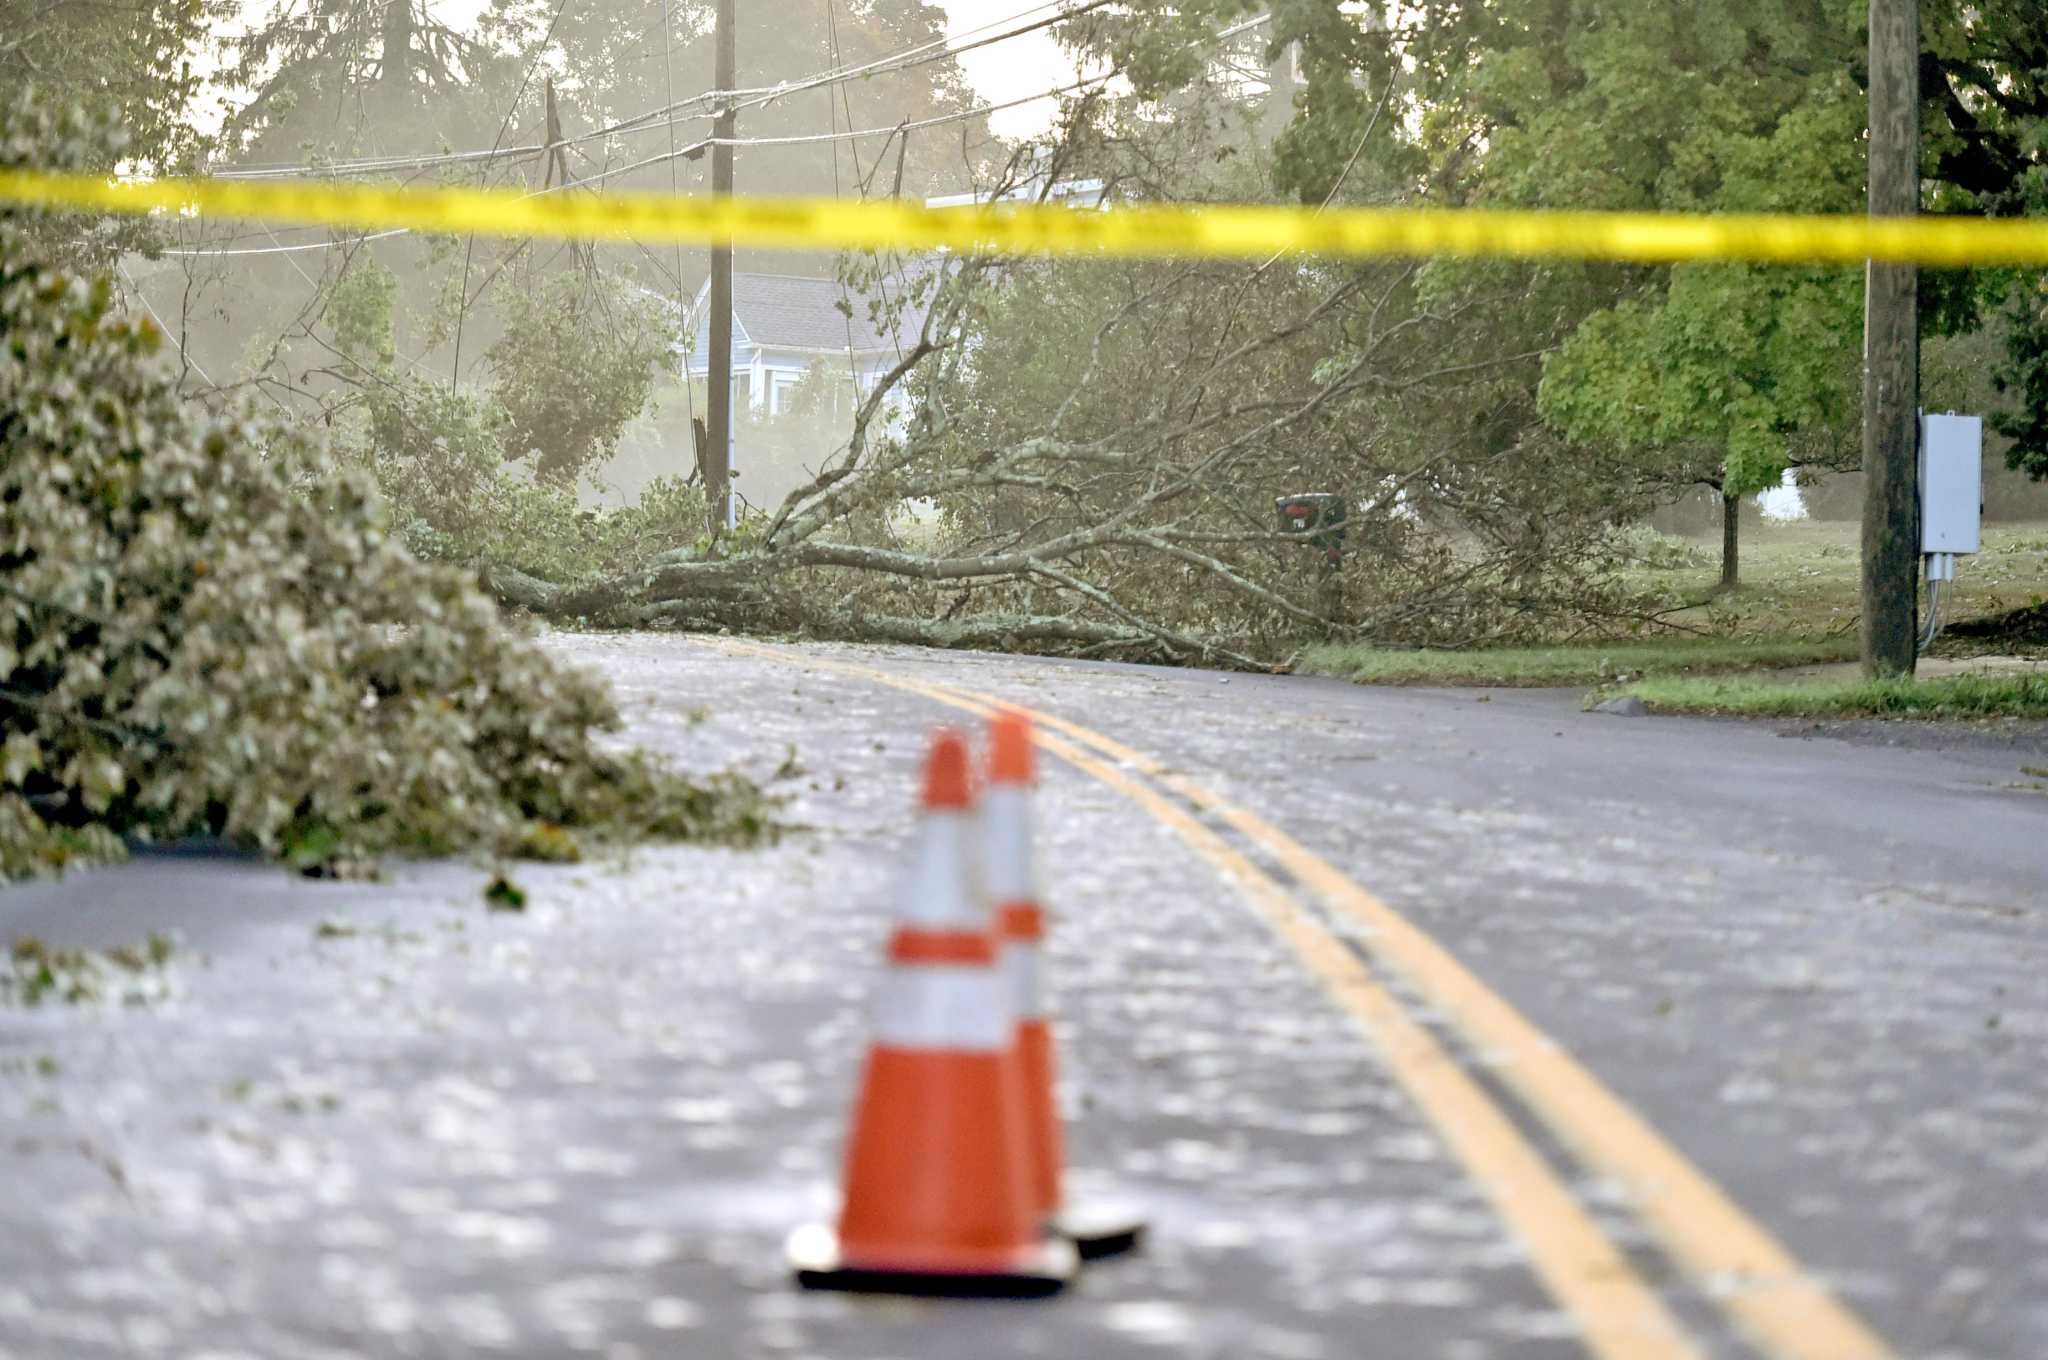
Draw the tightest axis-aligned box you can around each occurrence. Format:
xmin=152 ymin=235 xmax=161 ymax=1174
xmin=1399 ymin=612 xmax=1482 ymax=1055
xmin=428 ymin=95 xmax=1668 ymax=661
xmin=478 ymin=233 xmax=1657 ymax=661
xmin=142 ymin=91 xmax=1674 ymax=665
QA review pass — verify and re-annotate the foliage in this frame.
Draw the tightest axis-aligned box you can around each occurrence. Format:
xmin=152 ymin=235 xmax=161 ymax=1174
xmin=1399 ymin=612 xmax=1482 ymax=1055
xmin=0 ymin=99 xmax=771 ymax=883
xmin=1991 ymin=280 xmax=2048 ymax=479
xmin=0 ymin=91 xmax=167 ymax=274
xmin=381 ymin=96 xmax=1682 ymax=659
xmin=1081 ymin=0 xmax=2048 ymax=505
xmin=343 ymin=368 xmax=710 ymax=586
xmin=1920 ymin=6 xmax=2048 ymax=480
xmin=215 ymin=0 xmax=528 ymax=161
xmin=352 ymin=372 xmax=518 ymax=559
xmin=1945 ymin=599 xmax=2048 ymax=649
xmin=328 ymin=256 xmax=400 ymax=366
xmin=747 ymin=186 xmax=1663 ymax=658
xmin=1604 ymin=524 xmax=1716 ymax=573
xmin=1416 ymin=1 xmax=1869 ymax=502
xmin=318 ymin=249 xmax=699 ymax=586
xmin=3 ymin=932 xmax=176 ymax=1007
xmin=1538 ymin=262 xmax=1864 ymax=498
xmin=0 ymin=0 xmax=224 ymax=174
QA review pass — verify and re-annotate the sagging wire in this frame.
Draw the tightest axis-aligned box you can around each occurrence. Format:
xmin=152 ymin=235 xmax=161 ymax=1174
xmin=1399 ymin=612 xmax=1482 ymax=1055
xmin=1917 ymin=574 xmax=1945 ymax=654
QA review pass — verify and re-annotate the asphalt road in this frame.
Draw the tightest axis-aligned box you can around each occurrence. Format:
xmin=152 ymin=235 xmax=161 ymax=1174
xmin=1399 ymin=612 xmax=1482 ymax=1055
xmin=2 ymin=634 xmax=2044 ymax=1360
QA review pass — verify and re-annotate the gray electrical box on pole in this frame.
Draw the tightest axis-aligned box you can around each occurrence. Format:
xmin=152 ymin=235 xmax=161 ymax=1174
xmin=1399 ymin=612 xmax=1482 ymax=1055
xmin=1919 ymin=414 xmax=1982 ymax=555
xmin=1915 ymin=412 xmax=1981 ymax=650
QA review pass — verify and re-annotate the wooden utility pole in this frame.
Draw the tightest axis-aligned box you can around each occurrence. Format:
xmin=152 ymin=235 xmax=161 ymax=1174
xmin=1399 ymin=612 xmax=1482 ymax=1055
xmin=706 ymin=0 xmax=736 ymax=535
xmin=1861 ymin=0 xmax=1920 ymax=676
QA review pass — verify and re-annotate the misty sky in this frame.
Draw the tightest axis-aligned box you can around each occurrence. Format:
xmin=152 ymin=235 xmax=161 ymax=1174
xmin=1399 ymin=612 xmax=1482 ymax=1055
xmin=233 ymin=1 xmax=1092 ymax=138
xmin=934 ymin=0 xmax=1087 ymax=136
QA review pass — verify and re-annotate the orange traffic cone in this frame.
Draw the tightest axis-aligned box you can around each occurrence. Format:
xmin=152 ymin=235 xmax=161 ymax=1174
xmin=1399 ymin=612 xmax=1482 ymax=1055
xmin=985 ymin=711 xmax=1145 ymax=1260
xmin=789 ymin=729 xmax=1076 ymax=1296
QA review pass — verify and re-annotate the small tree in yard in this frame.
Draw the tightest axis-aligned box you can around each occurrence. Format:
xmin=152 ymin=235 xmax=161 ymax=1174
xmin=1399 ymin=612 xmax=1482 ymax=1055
xmin=0 ymin=96 xmax=770 ymax=881
xmin=1538 ymin=260 xmax=1864 ymax=591
xmin=1529 ymin=74 xmax=1871 ymax=591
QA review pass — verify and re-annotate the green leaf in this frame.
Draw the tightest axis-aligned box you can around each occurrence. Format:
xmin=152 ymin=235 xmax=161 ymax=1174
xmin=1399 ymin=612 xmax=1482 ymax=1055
xmin=483 ymin=875 xmax=527 ymax=912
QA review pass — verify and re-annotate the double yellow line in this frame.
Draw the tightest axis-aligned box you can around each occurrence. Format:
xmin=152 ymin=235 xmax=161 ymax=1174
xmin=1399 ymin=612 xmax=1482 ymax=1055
xmin=4 ymin=166 xmax=2048 ymax=266
xmin=705 ymin=638 xmax=1895 ymax=1360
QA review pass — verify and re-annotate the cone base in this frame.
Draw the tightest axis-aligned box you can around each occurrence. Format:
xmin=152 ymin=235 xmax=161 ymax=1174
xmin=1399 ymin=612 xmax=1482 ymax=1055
xmin=1052 ymin=1201 xmax=1148 ymax=1260
xmin=788 ymin=1224 xmax=1077 ymax=1298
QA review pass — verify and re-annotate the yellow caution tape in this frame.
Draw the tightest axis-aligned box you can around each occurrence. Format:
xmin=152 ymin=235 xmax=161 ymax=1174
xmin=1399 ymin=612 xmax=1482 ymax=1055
xmin=4 ymin=166 xmax=2048 ymax=267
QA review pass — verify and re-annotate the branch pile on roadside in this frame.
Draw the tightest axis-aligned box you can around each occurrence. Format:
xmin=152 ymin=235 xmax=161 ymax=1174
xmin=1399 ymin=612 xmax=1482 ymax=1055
xmin=0 ymin=95 xmax=773 ymax=882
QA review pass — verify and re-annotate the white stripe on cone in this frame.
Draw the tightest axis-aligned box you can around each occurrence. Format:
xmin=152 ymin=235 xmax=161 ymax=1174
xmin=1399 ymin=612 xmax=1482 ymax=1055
xmin=1003 ymin=939 xmax=1045 ymax=1022
xmin=894 ymin=809 xmax=987 ymax=930
xmin=982 ymin=786 xmax=1036 ymax=903
xmin=873 ymin=965 xmax=1014 ymax=1051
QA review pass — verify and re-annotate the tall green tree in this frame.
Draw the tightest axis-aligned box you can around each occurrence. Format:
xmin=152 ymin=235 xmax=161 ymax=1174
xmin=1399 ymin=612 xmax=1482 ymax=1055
xmin=216 ymin=0 xmax=530 ymax=164
xmin=1919 ymin=5 xmax=2048 ymax=480
xmin=1079 ymin=0 xmax=1875 ymax=585
xmin=1384 ymin=0 xmax=1870 ymax=588
xmin=1527 ymin=28 xmax=1870 ymax=587
xmin=0 ymin=0 xmax=224 ymax=173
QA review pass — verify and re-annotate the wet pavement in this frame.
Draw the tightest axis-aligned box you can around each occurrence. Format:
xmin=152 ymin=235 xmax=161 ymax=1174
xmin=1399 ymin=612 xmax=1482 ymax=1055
xmin=2 ymin=632 xmax=2044 ymax=1359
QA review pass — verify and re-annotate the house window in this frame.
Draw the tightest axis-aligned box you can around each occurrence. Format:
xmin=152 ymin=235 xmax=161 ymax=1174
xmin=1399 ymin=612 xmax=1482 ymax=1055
xmin=769 ymin=372 xmax=799 ymax=416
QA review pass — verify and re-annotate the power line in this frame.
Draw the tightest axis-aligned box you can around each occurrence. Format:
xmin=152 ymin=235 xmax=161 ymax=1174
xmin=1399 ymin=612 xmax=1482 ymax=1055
xmin=823 ymin=0 xmax=873 ymax=397
xmin=213 ymin=0 xmax=1123 ymax=183
xmin=117 ymin=261 xmax=215 ymax=388
xmin=569 ymin=0 xmax=1109 ymax=146
xmin=717 ymin=0 xmax=1117 ymax=118
xmin=550 ymin=69 xmax=1116 ymax=195
xmin=160 ymin=227 xmax=411 ymax=257
xmin=727 ymin=70 xmax=1113 ymax=147
xmin=154 ymin=63 xmax=1129 ymax=263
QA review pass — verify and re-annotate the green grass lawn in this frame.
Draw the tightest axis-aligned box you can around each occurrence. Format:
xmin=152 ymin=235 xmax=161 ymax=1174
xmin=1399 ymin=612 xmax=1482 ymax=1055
xmin=1300 ymin=519 xmax=2048 ymax=693
xmin=1614 ymin=519 xmax=2048 ymax=643
xmin=1604 ymin=671 xmax=2048 ymax=720
xmin=1299 ymin=636 xmax=1858 ymax=688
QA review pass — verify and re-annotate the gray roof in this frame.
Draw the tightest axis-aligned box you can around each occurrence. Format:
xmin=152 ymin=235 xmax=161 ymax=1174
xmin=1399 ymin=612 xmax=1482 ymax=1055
xmin=689 ymin=271 xmax=930 ymax=360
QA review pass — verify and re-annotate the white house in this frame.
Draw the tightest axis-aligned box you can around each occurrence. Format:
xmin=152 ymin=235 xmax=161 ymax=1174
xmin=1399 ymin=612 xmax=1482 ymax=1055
xmin=683 ymin=271 xmax=925 ymax=420
xmin=680 ymin=171 xmax=1110 ymax=417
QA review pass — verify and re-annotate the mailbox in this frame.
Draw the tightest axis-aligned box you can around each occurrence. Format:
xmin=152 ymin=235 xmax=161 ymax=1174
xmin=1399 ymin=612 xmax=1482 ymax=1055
xmin=1276 ymin=493 xmax=1347 ymax=566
